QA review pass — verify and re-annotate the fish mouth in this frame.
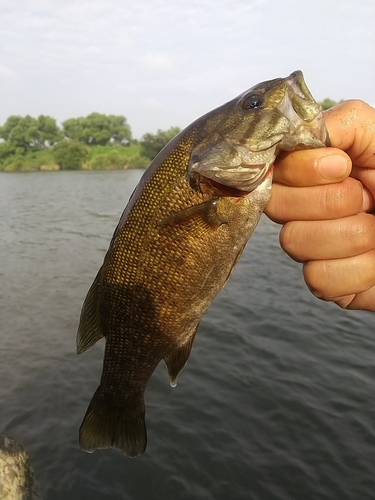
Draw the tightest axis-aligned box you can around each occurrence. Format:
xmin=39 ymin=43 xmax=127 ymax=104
xmin=276 ymin=71 xmax=329 ymax=150
xmin=188 ymin=70 xmax=328 ymax=194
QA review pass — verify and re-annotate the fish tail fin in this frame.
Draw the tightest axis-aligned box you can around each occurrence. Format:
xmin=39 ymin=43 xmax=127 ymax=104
xmin=79 ymin=388 xmax=147 ymax=458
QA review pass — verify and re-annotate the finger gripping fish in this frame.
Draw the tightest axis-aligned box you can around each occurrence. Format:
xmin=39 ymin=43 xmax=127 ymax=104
xmin=77 ymin=71 xmax=329 ymax=457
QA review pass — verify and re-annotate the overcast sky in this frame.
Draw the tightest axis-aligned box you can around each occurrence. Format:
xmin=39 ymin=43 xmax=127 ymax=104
xmin=1 ymin=0 xmax=374 ymax=139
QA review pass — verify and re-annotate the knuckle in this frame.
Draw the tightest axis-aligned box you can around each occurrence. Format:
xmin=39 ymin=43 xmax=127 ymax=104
xmin=279 ymin=222 xmax=303 ymax=261
xmin=320 ymin=178 xmax=362 ymax=217
xmin=349 ymin=215 xmax=375 ymax=253
xmin=303 ymin=261 xmax=327 ymax=296
xmin=333 ymin=214 xmax=375 ymax=256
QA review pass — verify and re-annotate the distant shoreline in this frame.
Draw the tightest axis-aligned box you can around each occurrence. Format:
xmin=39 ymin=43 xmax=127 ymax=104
xmin=0 ymin=143 xmax=151 ymax=172
xmin=0 ymin=165 xmax=146 ymax=173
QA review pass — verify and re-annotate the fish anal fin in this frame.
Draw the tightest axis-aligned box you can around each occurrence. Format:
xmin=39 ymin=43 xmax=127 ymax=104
xmin=79 ymin=387 xmax=147 ymax=458
xmin=164 ymin=333 xmax=196 ymax=387
xmin=76 ymin=269 xmax=105 ymax=354
xmin=158 ymin=199 xmax=225 ymax=231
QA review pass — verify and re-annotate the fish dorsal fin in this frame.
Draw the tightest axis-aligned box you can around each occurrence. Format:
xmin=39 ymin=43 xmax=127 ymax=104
xmin=76 ymin=269 xmax=105 ymax=354
xmin=164 ymin=332 xmax=197 ymax=387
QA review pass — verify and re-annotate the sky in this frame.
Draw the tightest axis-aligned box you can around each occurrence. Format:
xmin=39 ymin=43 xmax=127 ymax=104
xmin=0 ymin=0 xmax=374 ymax=139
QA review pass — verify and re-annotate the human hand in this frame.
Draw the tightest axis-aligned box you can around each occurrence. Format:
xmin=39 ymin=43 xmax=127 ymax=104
xmin=265 ymin=100 xmax=375 ymax=310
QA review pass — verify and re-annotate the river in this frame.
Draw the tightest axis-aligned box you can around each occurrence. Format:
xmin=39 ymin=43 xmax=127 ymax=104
xmin=0 ymin=170 xmax=374 ymax=499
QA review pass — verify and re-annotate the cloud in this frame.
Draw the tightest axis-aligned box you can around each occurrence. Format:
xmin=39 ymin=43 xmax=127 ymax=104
xmin=136 ymin=52 xmax=181 ymax=72
xmin=0 ymin=63 xmax=18 ymax=79
xmin=0 ymin=0 xmax=374 ymax=137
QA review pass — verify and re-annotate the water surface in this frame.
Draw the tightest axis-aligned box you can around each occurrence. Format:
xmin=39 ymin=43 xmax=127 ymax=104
xmin=0 ymin=171 xmax=374 ymax=499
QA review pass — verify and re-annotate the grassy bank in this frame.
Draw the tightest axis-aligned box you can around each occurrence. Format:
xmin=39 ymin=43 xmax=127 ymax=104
xmin=0 ymin=143 xmax=150 ymax=172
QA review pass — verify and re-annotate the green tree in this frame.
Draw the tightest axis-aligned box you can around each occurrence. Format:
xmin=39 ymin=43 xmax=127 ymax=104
xmin=0 ymin=141 xmax=17 ymax=165
xmin=0 ymin=115 xmax=39 ymax=150
xmin=36 ymin=115 xmax=61 ymax=146
xmin=319 ymin=98 xmax=342 ymax=110
xmin=62 ymin=113 xmax=132 ymax=145
xmin=0 ymin=115 xmax=60 ymax=151
xmin=52 ymin=140 xmax=88 ymax=170
xmin=140 ymin=126 xmax=181 ymax=160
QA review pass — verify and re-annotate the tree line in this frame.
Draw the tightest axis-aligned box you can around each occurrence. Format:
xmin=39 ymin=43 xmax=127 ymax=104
xmin=0 ymin=98 xmax=340 ymax=172
xmin=0 ymin=112 xmax=180 ymax=171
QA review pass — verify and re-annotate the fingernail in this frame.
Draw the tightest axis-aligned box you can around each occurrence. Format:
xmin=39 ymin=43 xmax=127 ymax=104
xmin=318 ymin=155 xmax=350 ymax=180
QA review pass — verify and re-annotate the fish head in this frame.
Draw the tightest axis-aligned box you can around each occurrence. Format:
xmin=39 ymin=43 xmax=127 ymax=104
xmin=189 ymin=70 xmax=329 ymax=193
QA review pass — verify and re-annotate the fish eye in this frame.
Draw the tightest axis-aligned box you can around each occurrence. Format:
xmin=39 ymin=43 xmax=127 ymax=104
xmin=242 ymin=93 xmax=264 ymax=111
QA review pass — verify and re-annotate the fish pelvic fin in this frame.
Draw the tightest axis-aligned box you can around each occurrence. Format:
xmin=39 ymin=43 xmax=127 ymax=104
xmin=164 ymin=332 xmax=196 ymax=387
xmin=79 ymin=388 xmax=147 ymax=458
xmin=77 ymin=269 xmax=104 ymax=354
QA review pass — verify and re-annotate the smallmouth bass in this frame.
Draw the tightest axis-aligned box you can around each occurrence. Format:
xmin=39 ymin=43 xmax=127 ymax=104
xmin=77 ymin=71 xmax=329 ymax=457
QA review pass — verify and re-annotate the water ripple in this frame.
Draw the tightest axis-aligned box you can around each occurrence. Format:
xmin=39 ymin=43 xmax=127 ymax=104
xmin=1 ymin=171 xmax=374 ymax=500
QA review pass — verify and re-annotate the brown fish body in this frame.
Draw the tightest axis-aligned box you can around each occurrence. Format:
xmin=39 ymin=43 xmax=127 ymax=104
xmin=77 ymin=71 xmax=329 ymax=457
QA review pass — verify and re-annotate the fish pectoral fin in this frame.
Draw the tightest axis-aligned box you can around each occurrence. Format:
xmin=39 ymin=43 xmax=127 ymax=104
xmin=164 ymin=332 xmax=196 ymax=387
xmin=79 ymin=386 xmax=147 ymax=458
xmin=76 ymin=269 xmax=105 ymax=354
xmin=158 ymin=198 xmax=225 ymax=231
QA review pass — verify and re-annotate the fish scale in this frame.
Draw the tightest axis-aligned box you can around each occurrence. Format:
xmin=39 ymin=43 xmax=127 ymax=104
xmin=77 ymin=71 xmax=329 ymax=457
